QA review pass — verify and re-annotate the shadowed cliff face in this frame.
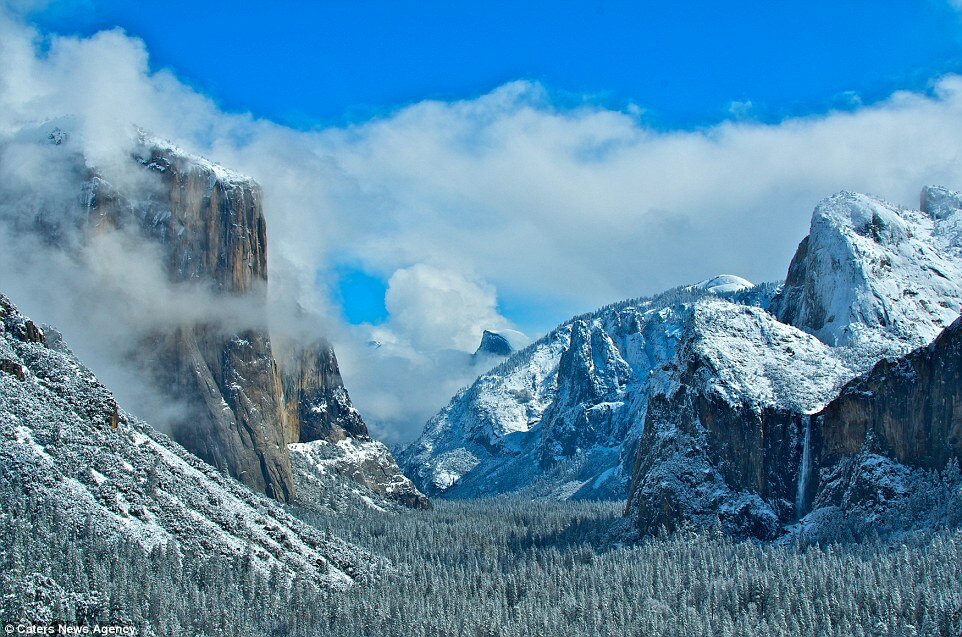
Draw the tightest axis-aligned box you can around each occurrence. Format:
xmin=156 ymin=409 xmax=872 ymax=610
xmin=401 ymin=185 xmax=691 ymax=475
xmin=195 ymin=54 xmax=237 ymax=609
xmin=624 ymin=302 xmax=844 ymax=540
xmin=801 ymin=314 xmax=962 ymax=515
xmin=83 ymin=140 xmax=295 ymax=501
xmin=627 ymin=381 xmax=809 ymax=540
xmin=69 ymin=134 xmax=429 ymax=509
xmin=816 ymin=314 xmax=962 ymax=469
xmin=625 ymin=306 xmax=962 ymax=540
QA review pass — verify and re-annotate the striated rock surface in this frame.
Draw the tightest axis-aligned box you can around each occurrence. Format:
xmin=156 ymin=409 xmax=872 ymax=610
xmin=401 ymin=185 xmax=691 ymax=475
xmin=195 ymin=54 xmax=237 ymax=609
xmin=281 ymin=340 xmax=370 ymax=444
xmin=83 ymin=136 xmax=294 ymax=501
xmin=4 ymin=124 xmax=427 ymax=509
xmin=817 ymin=315 xmax=962 ymax=471
xmin=795 ymin=313 xmax=962 ymax=525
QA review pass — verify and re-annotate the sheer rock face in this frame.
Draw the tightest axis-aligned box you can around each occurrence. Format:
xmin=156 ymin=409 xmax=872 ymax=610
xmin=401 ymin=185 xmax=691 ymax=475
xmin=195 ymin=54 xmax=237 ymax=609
xmin=282 ymin=341 xmax=370 ymax=444
xmin=800 ymin=314 xmax=962 ymax=516
xmin=819 ymin=317 xmax=962 ymax=469
xmin=81 ymin=135 xmax=427 ymax=508
xmin=7 ymin=126 xmax=428 ymax=508
xmin=476 ymin=331 xmax=514 ymax=357
xmin=625 ymin=300 xmax=852 ymax=540
xmin=83 ymin=139 xmax=294 ymax=501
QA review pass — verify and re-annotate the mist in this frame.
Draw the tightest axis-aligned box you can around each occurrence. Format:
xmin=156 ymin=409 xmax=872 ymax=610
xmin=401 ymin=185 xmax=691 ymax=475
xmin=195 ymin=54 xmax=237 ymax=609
xmin=3 ymin=7 xmax=962 ymax=443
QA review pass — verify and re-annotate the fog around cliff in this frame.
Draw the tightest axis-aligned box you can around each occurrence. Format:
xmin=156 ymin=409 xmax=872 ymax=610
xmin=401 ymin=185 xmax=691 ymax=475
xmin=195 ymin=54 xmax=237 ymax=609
xmin=3 ymin=6 xmax=962 ymax=442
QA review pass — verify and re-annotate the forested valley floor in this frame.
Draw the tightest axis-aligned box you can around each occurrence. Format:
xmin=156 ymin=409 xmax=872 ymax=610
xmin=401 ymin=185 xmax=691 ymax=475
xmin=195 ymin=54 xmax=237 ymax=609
xmin=3 ymin=483 xmax=962 ymax=637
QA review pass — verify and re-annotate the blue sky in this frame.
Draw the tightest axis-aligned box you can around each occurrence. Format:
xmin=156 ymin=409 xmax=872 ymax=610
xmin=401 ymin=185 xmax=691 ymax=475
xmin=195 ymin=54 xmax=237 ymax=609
xmin=26 ymin=1 xmax=962 ymax=329
xmin=31 ymin=1 xmax=962 ymax=129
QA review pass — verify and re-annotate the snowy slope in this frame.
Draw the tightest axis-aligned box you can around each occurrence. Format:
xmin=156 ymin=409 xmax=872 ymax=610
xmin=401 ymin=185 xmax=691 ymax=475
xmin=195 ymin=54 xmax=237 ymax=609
xmin=687 ymin=299 xmax=854 ymax=414
xmin=773 ymin=189 xmax=962 ymax=359
xmin=290 ymin=437 xmax=430 ymax=513
xmin=0 ymin=294 xmax=379 ymax=588
xmin=691 ymin=274 xmax=754 ymax=295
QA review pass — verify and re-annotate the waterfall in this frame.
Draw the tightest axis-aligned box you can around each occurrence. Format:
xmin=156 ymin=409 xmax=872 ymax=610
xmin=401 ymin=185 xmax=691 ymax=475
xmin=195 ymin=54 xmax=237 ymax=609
xmin=796 ymin=418 xmax=812 ymax=518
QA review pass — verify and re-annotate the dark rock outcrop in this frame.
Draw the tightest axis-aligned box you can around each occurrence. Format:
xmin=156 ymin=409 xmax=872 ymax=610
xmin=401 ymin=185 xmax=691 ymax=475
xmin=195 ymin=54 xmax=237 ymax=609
xmin=627 ymin=382 xmax=808 ymax=540
xmin=282 ymin=339 xmax=431 ymax=509
xmin=800 ymin=314 xmax=962 ymax=517
xmin=475 ymin=330 xmax=513 ymax=357
xmin=4 ymin=125 xmax=428 ymax=510
xmin=282 ymin=341 xmax=370 ymax=444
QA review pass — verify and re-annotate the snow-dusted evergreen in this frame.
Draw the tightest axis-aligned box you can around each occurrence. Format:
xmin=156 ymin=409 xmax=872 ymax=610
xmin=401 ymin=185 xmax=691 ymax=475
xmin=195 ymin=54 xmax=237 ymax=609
xmin=303 ymin=499 xmax=962 ymax=636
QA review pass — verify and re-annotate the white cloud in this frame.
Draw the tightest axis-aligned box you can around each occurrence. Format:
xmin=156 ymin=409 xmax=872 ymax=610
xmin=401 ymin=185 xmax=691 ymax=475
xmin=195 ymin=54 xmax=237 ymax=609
xmin=3 ymin=9 xmax=962 ymax=441
xmin=384 ymin=264 xmax=510 ymax=352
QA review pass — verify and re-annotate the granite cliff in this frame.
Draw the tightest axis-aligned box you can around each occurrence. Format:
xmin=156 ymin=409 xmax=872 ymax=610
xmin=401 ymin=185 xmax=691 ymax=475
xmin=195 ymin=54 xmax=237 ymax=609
xmin=2 ymin=124 xmax=427 ymax=509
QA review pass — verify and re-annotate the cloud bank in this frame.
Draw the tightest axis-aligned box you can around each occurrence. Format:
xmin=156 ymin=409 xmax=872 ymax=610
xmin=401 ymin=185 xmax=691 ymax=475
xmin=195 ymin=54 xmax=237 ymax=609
xmin=3 ymin=7 xmax=962 ymax=442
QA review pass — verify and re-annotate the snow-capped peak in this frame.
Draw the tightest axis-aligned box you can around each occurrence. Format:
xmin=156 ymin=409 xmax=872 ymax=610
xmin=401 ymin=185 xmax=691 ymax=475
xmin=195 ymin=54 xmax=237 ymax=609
xmin=773 ymin=189 xmax=962 ymax=355
xmin=691 ymin=274 xmax=754 ymax=295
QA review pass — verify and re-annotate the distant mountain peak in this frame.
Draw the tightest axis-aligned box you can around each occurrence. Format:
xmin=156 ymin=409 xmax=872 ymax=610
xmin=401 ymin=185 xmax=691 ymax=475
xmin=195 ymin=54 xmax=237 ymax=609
xmin=472 ymin=328 xmax=530 ymax=359
xmin=691 ymin=274 xmax=753 ymax=295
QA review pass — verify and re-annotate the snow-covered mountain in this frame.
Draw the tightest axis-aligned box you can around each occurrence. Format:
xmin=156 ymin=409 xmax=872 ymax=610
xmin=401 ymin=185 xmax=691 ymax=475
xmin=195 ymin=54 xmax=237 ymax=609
xmin=398 ymin=280 xmax=780 ymax=500
xmin=400 ymin=187 xmax=962 ymax=538
xmin=0 ymin=293 xmax=378 ymax=587
xmin=625 ymin=298 xmax=856 ymax=538
xmin=772 ymin=189 xmax=962 ymax=356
